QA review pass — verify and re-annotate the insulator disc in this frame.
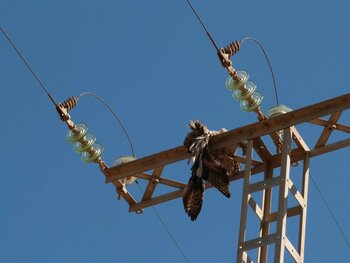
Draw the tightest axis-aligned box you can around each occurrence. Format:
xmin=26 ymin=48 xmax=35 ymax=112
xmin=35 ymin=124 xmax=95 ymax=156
xmin=122 ymin=176 xmax=137 ymax=185
xmin=66 ymin=123 xmax=87 ymax=143
xmin=81 ymin=143 xmax=103 ymax=163
xmin=268 ymin=105 xmax=292 ymax=118
xmin=112 ymin=155 xmax=137 ymax=185
xmin=233 ymin=81 xmax=257 ymax=101
xmin=240 ymin=91 xmax=264 ymax=112
xmin=73 ymin=133 xmax=96 ymax=153
xmin=225 ymin=70 xmax=249 ymax=91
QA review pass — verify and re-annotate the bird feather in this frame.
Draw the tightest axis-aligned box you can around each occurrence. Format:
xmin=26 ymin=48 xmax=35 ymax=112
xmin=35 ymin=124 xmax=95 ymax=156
xmin=183 ymin=175 xmax=204 ymax=221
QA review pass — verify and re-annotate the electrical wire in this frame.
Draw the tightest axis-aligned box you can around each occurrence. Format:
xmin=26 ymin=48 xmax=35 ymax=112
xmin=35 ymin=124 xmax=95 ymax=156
xmin=135 ymin=181 xmax=191 ymax=263
xmin=76 ymin=92 xmax=136 ymax=157
xmin=0 ymin=25 xmax=57 ymax=106
xmin=310 ymin=173 xmax=350 ymax=249
xmin=185 ymin=0 xmax=220 ymax=53
xmin=241 ymin=36 xmax=279 ymax=105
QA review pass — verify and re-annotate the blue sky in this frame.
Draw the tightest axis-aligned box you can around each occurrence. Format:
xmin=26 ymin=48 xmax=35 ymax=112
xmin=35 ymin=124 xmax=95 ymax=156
xmin=1 ymin=0 xmax=350 ymax=262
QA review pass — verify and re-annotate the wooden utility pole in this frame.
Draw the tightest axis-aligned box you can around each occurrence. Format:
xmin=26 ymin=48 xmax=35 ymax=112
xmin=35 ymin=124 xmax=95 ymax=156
xmin=98 ymin=93 xmax=350 ymax=262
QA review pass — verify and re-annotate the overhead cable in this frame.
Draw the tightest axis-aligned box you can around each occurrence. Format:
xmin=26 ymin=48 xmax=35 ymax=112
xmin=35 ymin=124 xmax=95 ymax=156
xmin=0 ymin=25 xmax=57 ymax=106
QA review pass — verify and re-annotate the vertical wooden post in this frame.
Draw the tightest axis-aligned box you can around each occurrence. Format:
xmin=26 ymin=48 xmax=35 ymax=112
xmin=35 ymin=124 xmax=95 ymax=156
xmin=237 ymin=139 xmax=254 ymax=263
xmin=298 ymin=153 xmax=310 ymax=261
xmin=258 ymin=164 xmax=274 ymax=263
xmin=274 ymin=128 xmax=292 ymax=262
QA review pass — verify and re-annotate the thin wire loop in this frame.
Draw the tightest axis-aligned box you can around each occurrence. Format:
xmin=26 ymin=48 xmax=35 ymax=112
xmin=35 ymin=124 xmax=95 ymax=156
xmin=76 ymin=92 xmax=136 ymax=157
xmin=0 ymin=25 xmax=57 ymax=106
xmin=241 ymin=36 xmax=279 ymax=105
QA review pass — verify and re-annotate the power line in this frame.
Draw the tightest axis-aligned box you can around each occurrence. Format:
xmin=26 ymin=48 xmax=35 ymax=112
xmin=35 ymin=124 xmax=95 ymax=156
xmin=0 ymin=25 xmax=57 ymax=106
xmin=135 ymin=181 xmax=191 ymax=263
xmin=185 ymin=0 xmax=220 ymax=53
xmin=310 ymin=173 xmax=350 ymax=249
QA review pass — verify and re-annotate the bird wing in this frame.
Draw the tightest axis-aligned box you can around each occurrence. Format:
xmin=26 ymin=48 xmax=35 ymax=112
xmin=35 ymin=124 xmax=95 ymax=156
xmin=203 ymin=159 xmax=231 ymax=198
xmin=183 ymin=175 xmax=204 ymax=221
xmin=216 ymin=154 xmax=241 ymax=177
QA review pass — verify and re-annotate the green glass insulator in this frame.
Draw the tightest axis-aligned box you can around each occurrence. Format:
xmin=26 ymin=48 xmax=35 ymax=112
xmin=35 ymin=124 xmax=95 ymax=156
xmin=225 ymin=70 xmax=249 ymax=91
xmin=112 ymin=155 xmax=137 ymax=185
xmin=66 ymin=123 xmax=87 ymax=143
xmin=81 ymin=143 xmax=103 ymax=163
xmin=233 ymin=81 xmax=257 ymax=101
xmin=240 ymin=91 xmax=264 ymax=112
xmin=73 ymin=133 xmax=96 ymax=153
xmin=268 ymin=105 xmax=292 ymax=118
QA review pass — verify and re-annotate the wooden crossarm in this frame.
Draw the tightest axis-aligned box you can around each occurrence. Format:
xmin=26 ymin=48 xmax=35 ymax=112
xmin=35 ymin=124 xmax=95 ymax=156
xmin=104 ymin=93 xmax=350 ymax=184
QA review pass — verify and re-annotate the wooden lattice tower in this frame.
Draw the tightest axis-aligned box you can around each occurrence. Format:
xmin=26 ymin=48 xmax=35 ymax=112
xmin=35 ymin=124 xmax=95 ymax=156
xmin=236 ymin=127 xmax=309 ymax=262
xmin=60 ymin=93 xmax=350 ymax=263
